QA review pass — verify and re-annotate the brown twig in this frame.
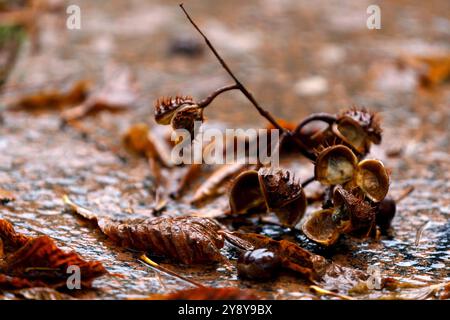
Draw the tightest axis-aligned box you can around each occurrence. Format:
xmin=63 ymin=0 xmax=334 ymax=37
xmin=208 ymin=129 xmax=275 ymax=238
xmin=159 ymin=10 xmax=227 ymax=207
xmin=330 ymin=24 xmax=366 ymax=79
xmin=198 ymin=83 xmax=239 ymax=108
xmin=288 ymin=134 xmax=316 ymax=161
xmin=395 ymin=186 xmax=414 ymax=203
xmin=293 ymin=112 xmax=337 ymax=135
xmin=179 ymin=4 xmax=287 ymax=133
xmin=179 ymin=4 xmax=317 ymax=162
xmin=301 ymin=176 xmax=315 ymax=188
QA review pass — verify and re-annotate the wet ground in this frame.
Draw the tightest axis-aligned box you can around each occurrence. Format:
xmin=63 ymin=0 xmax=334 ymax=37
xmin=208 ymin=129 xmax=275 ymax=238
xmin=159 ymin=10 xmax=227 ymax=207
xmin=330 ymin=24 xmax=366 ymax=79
xmin=0 ymin=0 xmax=449 ymax=299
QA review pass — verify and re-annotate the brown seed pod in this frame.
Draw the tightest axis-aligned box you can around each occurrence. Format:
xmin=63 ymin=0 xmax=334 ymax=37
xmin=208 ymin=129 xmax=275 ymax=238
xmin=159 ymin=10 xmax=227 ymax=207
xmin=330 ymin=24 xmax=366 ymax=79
xmin=191 ymin=163 xmax=248 ymax=205
xmin=258 ymin=167 xmax=307 ymax=227
xmin=170 ymin=104 xmax=203 ymax=141
xmin=292 ymin=109 xmax=382 ymax=157
xmin=229 ymin=170 xmax=266 ymax=214
xmin=315 ymin=145 xmax=358 ymax=185
xmin=355 ymin=159 xmax=389 ymax=202
xmin=154 ymin=96 xmax=196 ymax=125
xmin=301 ymin=209 xmax=340 ymax=246
xmin=237 ymin=248 xmax=281 ymax=280
xmin=376 ymin=196 xmax=396 ymax=231
xmin=332 ymin=186 xmax=376 ymax=237
xmin=154 ymin=96 xmax=203 ymax=143
xmin=332 ymin=116 xmax=368 ymax=154
xmin=229 ymin=168 xmax=307 ymax=227
xmin=337 ymin=108 xmax=382 ymax=145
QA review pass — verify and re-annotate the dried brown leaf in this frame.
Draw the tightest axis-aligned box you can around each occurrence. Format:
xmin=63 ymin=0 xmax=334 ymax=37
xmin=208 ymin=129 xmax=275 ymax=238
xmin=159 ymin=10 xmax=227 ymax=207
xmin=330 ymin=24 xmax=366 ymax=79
xmin=10 ymin=80 xmax=90 ymax=111
xmin=191 ymin=163 xmax=248 ymax=205
xmin=62 ymin=69 xmax=138 ymax=121
xmin=0 ymin=219 xmax=108 ymax=290
xmin=64 ymin=196 xmax=227 ymax=264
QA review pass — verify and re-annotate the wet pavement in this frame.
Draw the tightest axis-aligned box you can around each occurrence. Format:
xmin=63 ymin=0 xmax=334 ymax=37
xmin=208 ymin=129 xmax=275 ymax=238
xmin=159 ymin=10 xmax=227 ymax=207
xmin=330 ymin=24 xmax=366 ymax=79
xmin=0 ymin=0 xmax=449 ymax=299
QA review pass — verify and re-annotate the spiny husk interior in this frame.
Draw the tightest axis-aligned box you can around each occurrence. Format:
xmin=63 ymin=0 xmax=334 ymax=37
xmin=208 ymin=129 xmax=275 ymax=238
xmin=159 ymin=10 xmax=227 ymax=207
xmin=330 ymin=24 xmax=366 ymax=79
xmin=355 ymin=159 xmax=389 ymax=202
xmin=302 ymin=209 xmax=340 ymax=246
xmin=315 ymin=145 xmax=358 ymax=185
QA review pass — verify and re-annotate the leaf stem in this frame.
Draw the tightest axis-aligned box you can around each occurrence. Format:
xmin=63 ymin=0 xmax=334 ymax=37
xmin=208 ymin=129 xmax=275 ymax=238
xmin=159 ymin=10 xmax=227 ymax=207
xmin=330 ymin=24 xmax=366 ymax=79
xmin=139 ymin=254 xmax=205 ymax=288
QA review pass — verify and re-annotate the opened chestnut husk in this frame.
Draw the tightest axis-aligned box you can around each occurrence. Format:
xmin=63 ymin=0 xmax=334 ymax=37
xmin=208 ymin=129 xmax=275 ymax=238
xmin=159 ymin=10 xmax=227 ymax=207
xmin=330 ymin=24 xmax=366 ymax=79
xmin=229 ymin=167 xmax=307 ymax=227
xmin=154 ymin=96 xmax=203 ymax=142
xmin=301 ymin=209 xmax=340 ymax=246
xmin=332 ymin=186 xmax=376 ymax=237
xmin=354 ymin=159 xmax=389 ymax=203
xmin=314 ymin=145 xmax=358 ymax=185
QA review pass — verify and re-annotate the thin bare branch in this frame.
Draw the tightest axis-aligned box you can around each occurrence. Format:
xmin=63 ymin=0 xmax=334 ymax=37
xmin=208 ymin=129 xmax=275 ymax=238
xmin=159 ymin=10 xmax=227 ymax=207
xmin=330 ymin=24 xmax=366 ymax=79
xmin=198 ymin=84 xmax=239 ymax=108
xmin=179 ymin=3 xmax=287 ymax=133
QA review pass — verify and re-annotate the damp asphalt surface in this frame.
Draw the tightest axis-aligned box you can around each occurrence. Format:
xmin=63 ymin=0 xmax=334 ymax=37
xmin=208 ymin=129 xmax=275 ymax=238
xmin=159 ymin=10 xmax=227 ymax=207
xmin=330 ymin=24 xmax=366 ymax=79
xmin=0 ymin=0 xmax=448 ymax=299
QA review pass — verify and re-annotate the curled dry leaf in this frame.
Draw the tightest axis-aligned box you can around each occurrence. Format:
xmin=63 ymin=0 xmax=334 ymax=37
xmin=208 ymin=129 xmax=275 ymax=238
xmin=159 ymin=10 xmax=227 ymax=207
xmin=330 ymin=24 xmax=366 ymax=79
xmin=401 ymin=54 xmax=450 ymax=88
xmin=191 ymin=163 xmax=248 ymax=205
xmin=0 ymin=219 xmax=108 ymax=290
xmin=9 ymin=80 xmax=90 ymax=111
xmin=63 ymin=196 xmax=226 ymax=264
xmin=122 ymin=123 xmax=173 ymax=167
xmin=359 ymin=280 xmax=450 ymax=300
xmin=146 ymin=287 xmax=259 ymax=300
xmin=226 ymin=232 xmax=327 ymax=281
xmin=62 ymin=69 xmax=138 ymax=121
xmin=0 ymin=274 xmax=44 ymax=290
xmin=170 ymin=163 xmax=202 ymax=199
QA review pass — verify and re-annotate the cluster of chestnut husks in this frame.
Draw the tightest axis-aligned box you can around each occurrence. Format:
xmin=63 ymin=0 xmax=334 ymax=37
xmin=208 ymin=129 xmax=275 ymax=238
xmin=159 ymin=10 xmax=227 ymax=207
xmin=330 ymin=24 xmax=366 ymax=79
xmin=302 ymin=142 xmax=390 ymax=246
xmin=293 ymin=108 xmax=382 ymax=158
xmin=224 ymin=108 xmax=396 ymax=246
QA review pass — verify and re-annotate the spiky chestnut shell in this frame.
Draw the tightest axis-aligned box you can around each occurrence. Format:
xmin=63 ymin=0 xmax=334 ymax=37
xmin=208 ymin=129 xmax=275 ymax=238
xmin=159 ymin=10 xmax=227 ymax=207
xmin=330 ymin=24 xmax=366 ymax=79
xmin=258 ymin=167 xmax=307 ymax=226
xmin=338 ymin=107 xmax=382 ymax=144
xmin=258 ymin=167 xmax=303 ymax=208
xmin=332 ymin=186 xmax=376 ymax=237
xmin=170 ymin=104 xmax=203 ymax=141
xmin=302 ymin=209 xmax=340 ymax=246
xmin=355 ymin=159 xmax=389 ymax=203
xmin=154 ymin=96 xmax=203 ymax=143
xmin=154 ymin=96 xmax=196 ymax=125
xmin=314 ymin=145 xmax=358 ymax=185
xmin=229 ymin=167 xmax=307 ymax=227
